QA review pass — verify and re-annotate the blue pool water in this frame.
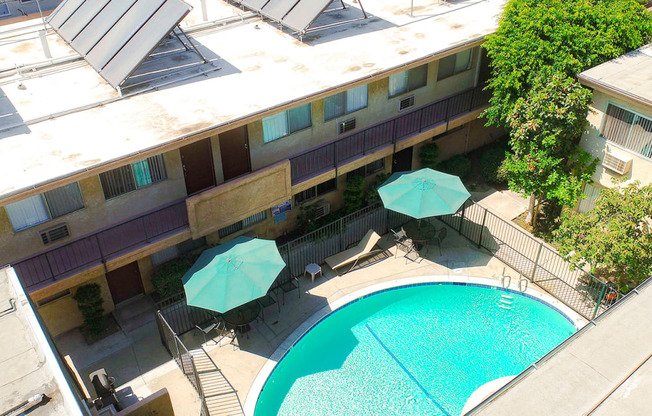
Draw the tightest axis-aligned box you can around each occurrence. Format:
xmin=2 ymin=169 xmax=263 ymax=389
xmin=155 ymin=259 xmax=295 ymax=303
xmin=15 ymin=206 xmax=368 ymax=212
xmin=255 ymin=283 xmax=576 ymax=416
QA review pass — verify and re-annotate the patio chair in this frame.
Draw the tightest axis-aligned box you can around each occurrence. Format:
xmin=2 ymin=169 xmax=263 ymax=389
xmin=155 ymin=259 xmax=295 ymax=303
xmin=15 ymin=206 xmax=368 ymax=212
xmin=395 ymin=237 xmax=419 ymax=263
xmin=195 ymin=317 xmax=235 ymax=346
xmin=433 ymin=227 xmax=447 ymax=256
xmin=278 ymin=275 xmax=300 ymax=305
xmin=325 ymin=229 xmax=384 ymax=274
xmin=257 ymin=290 xmax=280 ymax=321
xmin=391 ymin=228 xmax=407 ymax=243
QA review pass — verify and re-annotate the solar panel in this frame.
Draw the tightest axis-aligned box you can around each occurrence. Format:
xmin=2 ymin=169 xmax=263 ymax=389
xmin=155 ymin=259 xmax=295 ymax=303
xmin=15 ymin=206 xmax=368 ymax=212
xmin=261 ymin=0 xmax=300 ymax=22
xmin=48 ymin=0 xmax=192 ymax=89
xmin=241 ymin=0 xmax=270 ymax=11
xmin=282 ymin=0 xmax=333 ymax=34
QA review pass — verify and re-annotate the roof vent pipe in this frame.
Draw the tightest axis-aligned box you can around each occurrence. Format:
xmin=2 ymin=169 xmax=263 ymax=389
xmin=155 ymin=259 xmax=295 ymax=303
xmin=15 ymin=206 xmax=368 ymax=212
xmin=38 ymin=30 xmax=52 ymax=59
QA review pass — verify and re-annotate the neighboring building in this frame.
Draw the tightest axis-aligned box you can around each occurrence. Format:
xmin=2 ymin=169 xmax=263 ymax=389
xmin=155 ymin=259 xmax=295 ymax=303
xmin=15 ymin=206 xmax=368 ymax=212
xmin=0 ymin=0 xmax=504 ymax=335
xmin=578 ymin=42 xmax=652 ymax=213
xmin=0 ymin=0 xmax=60 ymax=23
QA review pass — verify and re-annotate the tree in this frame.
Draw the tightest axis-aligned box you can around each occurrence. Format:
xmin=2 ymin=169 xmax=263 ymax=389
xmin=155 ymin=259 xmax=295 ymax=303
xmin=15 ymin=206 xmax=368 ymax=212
xmin=483 ymin=0 xmax=652 ymax=127
xmin=553 ymin=181 xmax=652 ymax=290
xmin=483 ymin=0 xmax=652 ymax=226
xmin=500 ymin=74 xmax=598 ymax=225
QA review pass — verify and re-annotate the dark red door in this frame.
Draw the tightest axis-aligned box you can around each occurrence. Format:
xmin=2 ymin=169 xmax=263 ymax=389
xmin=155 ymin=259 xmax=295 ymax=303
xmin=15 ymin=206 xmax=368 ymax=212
xmin=105 ymin=262 xmax=144 ymax=305
xmin=180 ymin=139 xmax=216 ymax=195
xmin=219 ymin=126 xmax=251 ymax=181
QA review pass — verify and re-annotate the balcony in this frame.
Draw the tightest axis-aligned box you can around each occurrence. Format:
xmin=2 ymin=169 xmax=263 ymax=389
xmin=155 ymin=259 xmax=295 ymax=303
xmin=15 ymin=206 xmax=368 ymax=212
xmin=289 ymin=85 xmax=490 ymax=184
xmin=10 ymin=200 xmax=189 ymax=292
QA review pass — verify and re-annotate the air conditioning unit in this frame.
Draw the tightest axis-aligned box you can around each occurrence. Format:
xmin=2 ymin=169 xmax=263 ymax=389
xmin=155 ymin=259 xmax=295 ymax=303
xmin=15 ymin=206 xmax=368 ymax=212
xmin=313 ymin=200 xmax=331 ymax=219
xmin=338 ymin=118 xmax=356 ymax=135
xmin=602 ymin=151 xmax=632 ymax=175
xmin=40 ymin=223 xmax=69 ymax=245
xmin=399 ymin=95 xmax=415 ymax=111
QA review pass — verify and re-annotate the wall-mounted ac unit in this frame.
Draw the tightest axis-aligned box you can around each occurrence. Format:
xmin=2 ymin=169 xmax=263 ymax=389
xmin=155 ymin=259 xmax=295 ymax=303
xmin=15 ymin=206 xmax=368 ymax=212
xmin=602 ymin=151 xmax=632 ymax=175
xmin=40 ymin=223 xmax=69 ymax=245
xmin=313 ymin=200 xmax=331 ymax=219
xmin=338 ymin=118 xmax=356 ymax=135
xmin=399 ymin=95 xmax=415 ymax=111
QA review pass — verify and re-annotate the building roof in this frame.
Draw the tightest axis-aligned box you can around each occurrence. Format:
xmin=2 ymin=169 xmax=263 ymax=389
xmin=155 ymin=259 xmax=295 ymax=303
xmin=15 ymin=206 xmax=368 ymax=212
xmin=0 ymin=0 xmax=505 ymax=204
xmin=468 ymin=278 xmax=652 ymax=416
xmin=0 ymin=266 xmax=86 ymax=415
xmin=579 ymin=42 xmax=652 ymax=108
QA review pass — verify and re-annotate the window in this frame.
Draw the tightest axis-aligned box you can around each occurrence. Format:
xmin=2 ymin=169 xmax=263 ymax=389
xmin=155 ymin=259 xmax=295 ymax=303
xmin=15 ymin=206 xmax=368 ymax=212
xmin=5 ymin=183 xmax=84 ymax=231
xmin=437 ymin=48 xmax=474 ymax=80
xmin=263 ymin=104 xmax=312 ymax=143
xmin=347 ymin=159 xmax=385 ymax=179
xmin=100 ymin=154 xmax=167 ymax=199
xmin=294 ymin=178 xmax=337 ymax=205
xmin=324 ymin=85 xmax=368 ymax=121
xmin=389 ymin=65 xmax=428 ymax=97
xmin=218 ymin=210 xmax=268 ymax=238
xmin=601 ymin=104 xmax=652 ymax=158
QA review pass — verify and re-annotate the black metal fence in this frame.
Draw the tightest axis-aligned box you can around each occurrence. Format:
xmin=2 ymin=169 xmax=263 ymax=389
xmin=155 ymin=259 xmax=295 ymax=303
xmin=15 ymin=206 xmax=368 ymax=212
xmin=440 ymin=200 xmax=620 ymax=320
xmin=156 ymin=311 xmax=209 ymax=416
xmin=289 ymin=85 xmax=490 ymax=184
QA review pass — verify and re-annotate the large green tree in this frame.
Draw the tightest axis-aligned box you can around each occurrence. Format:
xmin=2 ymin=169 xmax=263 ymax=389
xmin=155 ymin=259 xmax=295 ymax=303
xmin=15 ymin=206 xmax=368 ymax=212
xmin=484 ymin=0 xmax=652 ymax=225
xmin=554 ymin=181 xmax=652 ymax=289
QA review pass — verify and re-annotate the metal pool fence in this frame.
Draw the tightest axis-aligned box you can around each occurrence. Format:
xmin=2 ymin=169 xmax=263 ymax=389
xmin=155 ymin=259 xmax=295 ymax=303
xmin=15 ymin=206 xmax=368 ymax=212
xmin=439 ymin=200 xmax=620 ymax=320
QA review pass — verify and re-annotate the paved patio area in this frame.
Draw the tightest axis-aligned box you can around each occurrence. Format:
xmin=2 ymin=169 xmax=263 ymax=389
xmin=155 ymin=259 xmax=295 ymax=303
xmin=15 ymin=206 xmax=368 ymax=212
xmin=56 ymin=215 xmax=586 ymax=416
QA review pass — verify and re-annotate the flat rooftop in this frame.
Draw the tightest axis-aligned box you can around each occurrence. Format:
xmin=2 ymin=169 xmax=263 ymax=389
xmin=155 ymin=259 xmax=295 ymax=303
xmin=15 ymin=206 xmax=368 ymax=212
xmin=0 ymin=0 xmax=504 ymax=202
xmin=0 ymin=267 xmax=82 ymax=415
xmin=469 ymin=278 xmax=652 ymax=416
xmin=579 ymin=42 xmax=652 ymax=108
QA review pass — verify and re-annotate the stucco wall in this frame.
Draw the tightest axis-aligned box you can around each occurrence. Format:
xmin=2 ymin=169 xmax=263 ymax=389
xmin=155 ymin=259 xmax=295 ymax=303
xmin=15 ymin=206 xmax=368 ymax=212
xmin=580 ymin=90 xmax=652 ymax=188
xmin=0 ymin=150 xmax=187 ymax=265
xmin=37 ymin=274 xmax=115 ymax=337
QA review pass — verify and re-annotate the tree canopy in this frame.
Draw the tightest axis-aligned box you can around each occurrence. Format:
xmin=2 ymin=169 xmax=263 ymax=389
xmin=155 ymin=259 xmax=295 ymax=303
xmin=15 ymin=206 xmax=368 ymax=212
xmin=484 ymin=0 xmax=652 ymax=226
xmin=483 ymin=0 xmax=652 ymax=126
xmin=554 ymin=181 xmax=652 ymax=289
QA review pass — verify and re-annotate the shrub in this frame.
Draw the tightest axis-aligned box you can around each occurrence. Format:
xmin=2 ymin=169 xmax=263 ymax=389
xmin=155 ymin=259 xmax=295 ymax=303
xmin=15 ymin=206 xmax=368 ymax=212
xmin=438 ymin=155 xmax=472 ymax=179
xmin=366 ymin=173 xmax=390 ymax=206
xmin=343 ymin=175 xmax=365 ymax=214
xmin=480 ymin=146 xmax=508 ymax=184
xmin=73 ymin=284 xmax=104 ymax=335
xmin=419 ymin=142 xmax=440 ymax=169
xmin=151 ymin=257 xmax=193 ymax=298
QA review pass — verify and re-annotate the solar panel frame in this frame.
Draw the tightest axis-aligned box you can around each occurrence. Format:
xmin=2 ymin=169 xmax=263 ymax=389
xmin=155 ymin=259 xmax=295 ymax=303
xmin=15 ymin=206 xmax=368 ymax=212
xmin=101 ymin=1 xmax=191 ymax=88
xmin=48 ymin=0 xmax=192 ymax=89
xmin=282 ymin=0 xmax=333 ymax=34
xmin=260 ymin=0 xmax=300 ymax=22
xmin=241 ymin=0 xmax=271 ymax=12
xmin=72 ymin=0 xmax=139 ymax=56
xmin=57 ymin=0 xmax=112 ymax=42
xmin=47 ymin=0 xmax=86 ymax=30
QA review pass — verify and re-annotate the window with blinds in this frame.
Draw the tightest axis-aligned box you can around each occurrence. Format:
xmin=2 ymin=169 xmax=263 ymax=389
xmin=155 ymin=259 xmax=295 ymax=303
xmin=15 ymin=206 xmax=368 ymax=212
xmin=100 ymin=154 xmax=167 ymax=199
xmin=601 ymin=104 xmax=652 ymax=158
xmin=5 ymin=182 xmax=84 ymax=231
xmin=218 ymin=210 xmax=268 ymax=238
xmin=437 ymin=48 xmax=475 ymax=81
xmin=324 ymin=85 xmax=368 ymax=121
xmin=389 ymin=65 xmax=428 ymax=98
xmin=262 ymin=104 xmax=312 ymax=143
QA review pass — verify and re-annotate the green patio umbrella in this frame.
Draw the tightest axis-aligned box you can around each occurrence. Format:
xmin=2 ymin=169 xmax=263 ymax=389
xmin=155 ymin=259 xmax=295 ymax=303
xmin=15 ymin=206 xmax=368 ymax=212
xmin=377 ymin=168 xmax=471 ymax=218
xmin=183 ymin=236 xmax=286 ymax=313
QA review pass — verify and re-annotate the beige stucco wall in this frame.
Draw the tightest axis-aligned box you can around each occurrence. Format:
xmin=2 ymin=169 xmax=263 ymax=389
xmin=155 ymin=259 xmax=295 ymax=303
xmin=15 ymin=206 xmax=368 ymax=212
xmin=37 ymin=274 xmax=115 ymax=337
xmin=580 ymin=90 xmax=652 ymax=188
xmin=0 ymin=150 xmax=187 ymax=265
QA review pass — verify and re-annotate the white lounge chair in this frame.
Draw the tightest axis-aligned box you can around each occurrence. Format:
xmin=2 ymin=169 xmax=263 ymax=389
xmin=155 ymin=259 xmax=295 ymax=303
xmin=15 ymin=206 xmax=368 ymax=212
xmin=325 ymin=229 xmax=384 ymax=274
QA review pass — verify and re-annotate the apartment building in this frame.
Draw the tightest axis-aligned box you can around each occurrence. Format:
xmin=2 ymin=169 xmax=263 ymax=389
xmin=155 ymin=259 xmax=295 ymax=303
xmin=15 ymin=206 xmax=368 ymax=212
xmin=577 ymin=42 xmax=652 ymax=213
xmin=0 ymin=0 xmax=504 ymax=335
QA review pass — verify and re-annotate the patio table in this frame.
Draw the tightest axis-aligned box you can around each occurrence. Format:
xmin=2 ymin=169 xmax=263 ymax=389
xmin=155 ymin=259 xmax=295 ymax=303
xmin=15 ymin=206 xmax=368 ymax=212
xmin=404 ymin=219 xmax=438 ymax=244
xmin=222 ymin=300 xmax=261 ymax=334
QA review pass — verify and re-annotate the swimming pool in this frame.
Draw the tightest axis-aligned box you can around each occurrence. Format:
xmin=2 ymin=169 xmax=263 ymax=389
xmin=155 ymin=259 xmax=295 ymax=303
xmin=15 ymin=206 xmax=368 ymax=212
xmin=254 ymin=283 xmax=577 ymax=416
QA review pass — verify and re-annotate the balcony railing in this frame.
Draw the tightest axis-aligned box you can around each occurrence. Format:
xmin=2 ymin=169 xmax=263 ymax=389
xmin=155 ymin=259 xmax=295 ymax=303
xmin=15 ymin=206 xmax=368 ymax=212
xmin=10 ymin=200 xmax=189 ymax=292
xmin=289 ymin=85 xmax=490 ymax=184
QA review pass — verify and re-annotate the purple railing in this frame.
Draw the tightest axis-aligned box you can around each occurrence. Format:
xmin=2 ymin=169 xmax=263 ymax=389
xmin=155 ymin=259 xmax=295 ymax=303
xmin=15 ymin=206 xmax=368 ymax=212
xmin=10 ymin=200 xmax=189 ymax=291
xmin=289 ymin=85 xmax=490 ymax=184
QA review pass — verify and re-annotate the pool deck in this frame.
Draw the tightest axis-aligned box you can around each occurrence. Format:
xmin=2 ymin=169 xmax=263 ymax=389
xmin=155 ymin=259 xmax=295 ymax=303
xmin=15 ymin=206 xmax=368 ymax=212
xmin=55 ymin=219 xmax=586 ymax=416
xmin=468 ymin=278 xmax=652 ymax=416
